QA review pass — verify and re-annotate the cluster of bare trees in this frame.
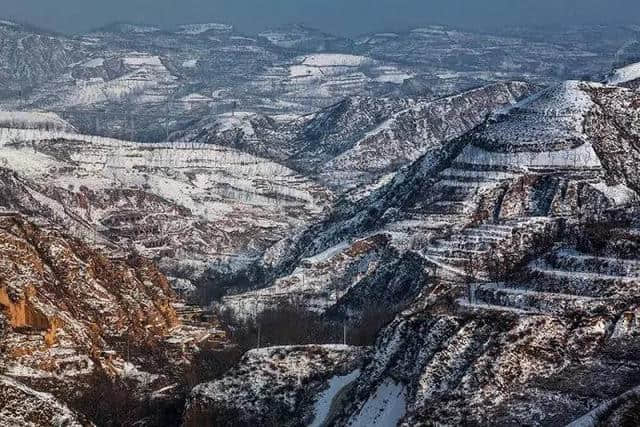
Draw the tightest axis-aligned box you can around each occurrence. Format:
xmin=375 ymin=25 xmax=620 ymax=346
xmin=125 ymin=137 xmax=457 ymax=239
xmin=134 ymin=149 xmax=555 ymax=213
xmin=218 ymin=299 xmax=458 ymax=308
xmin=215 ymin=301 xmax=395 ymax=350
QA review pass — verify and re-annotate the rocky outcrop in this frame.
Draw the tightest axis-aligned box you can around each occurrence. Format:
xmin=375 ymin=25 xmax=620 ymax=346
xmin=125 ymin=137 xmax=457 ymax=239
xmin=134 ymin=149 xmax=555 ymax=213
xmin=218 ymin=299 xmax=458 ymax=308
xmin=0 ymin=375 xmax=88 ymax=426
xmin=0 ymin=214 xmax=227 ymax=425
xmin=584 ymin=84 xmax=640 ymax=194
xmin=183 ymin=345 xmax=365 ymax=427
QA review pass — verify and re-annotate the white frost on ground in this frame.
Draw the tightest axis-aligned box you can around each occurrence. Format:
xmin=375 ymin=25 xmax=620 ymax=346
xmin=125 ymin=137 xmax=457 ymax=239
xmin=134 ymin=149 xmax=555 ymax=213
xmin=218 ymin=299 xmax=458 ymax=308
xmin=82 ymin=57 xmax=105 ymax=68
xmin=301 ymin=241 xmax=351 ymax=264
xmin=301 ymin=54 xmax=372 ymax=67
xmin=0 ymin=111 xmax=74 ymax=131
xmin=567 ymin=385 xmax=640 ymax=427
xmin=121 ymin=362 xmax=160 ymax=388
xmin=0 ymin=375 xmax=83 ymax=426
xmin=348 ymin=378 xmax=407 ymax=426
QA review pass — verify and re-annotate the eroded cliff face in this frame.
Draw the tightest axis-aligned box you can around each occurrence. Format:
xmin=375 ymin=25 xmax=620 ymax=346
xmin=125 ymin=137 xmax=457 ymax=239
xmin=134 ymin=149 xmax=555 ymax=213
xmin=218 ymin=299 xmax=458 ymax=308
xmin=0 ymin=214 xmax=227 ymax=424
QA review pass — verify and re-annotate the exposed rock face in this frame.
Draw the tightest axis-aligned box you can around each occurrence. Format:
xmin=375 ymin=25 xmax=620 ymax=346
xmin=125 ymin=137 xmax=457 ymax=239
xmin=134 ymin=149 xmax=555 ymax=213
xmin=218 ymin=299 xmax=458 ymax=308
xmin=0 ymin=214 xmax=227 ymax=424
xmin=0 ymin=375 xmax=87 ymax=426
xmin=183 ymin=345 xmax=365 ymax=426
xmin=584 ymin=84 xmax=640 ymax=193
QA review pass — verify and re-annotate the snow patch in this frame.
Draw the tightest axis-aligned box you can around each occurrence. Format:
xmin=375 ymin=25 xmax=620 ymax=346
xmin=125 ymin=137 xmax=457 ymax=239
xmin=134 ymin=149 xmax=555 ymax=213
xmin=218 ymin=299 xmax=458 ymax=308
xmin=177 ymin=23 xmax=233 ymax=35
xmin=348 ymin=378 xmax=407 ymax=426
xmin=302 ymin=241 xmax=350 ymax=264
xmin=182 ymin=59 xmax=198 ymax=68
xmin=82 ymin=58 xmax=105 ymax=68
xmin=607 ymin=62 xmax=640 ymax=85
xmin=456 ymin=143 xmax=602 ymax=169
xmin=310 ymin=369 xmax=361 ymax=427
xmin=301 ymin=54 xmax=372 ymax=67
xmin=590 ymin=183 xmax=638 ymax=206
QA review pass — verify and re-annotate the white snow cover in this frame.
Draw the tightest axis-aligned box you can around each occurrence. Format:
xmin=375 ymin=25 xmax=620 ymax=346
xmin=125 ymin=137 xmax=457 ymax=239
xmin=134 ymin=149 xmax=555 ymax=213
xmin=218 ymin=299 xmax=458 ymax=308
xmin=348 ymin=378 xmax=407 ymax=426
xmin=82 ymin=57 xmax=105 ymax=68
xmin=115 ymin=24 xmax=160 ymax=33
xmin=607 ymin=62 xmax=640 ymax=85
xmin=189 ymin=345 xmax=362 ymax=420
xmin=177 ymin=23 xmax=233 ymax=34
xmin=301 ymin=241 xmax=351 ymax=264
xmin=301 ymin=54 xmax=372 ymax=67
xmin=456 ymin=143 xmax=602 ymax=169
xmin=64 ymin=53 xmax=175 ymax=106
xmin=122 ymin=54 xmax=164 ymax=67
xmin=310 ymin=369 xmax=361 ymax=427
xmin=180 ymin=93 xmax=212 ymax=103
xmin=0 ymin=375 xmax=83 ymax=426
xmin=479 ymin=81 xmax=596 ymax=148
xmin=0 ymin=126 xmax=330 ymax=274
xmin=374 ymin=71 xmax=414 ymax=84
xmin=567 ymin=385 xmax=640 ymax=427
xmin=0 ymin=111 xmax=74 ymax=131
xmin=590 ymin=183 xmax=638 ymax=206
xmin=214 ymin=112 xmax=257 ymax=137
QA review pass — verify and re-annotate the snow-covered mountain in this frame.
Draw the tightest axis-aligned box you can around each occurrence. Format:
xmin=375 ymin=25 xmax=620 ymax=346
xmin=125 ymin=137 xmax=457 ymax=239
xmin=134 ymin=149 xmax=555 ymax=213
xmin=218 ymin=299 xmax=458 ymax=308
xmin=186 ymin=81 xmax=536 ymax=190
xmin=2 ymin=17 xmax=640 ymax=425
xmin=207 ymin=73 xmax=640 ymax=425
xmin=0 ymin=21 xmax=635 ymax=142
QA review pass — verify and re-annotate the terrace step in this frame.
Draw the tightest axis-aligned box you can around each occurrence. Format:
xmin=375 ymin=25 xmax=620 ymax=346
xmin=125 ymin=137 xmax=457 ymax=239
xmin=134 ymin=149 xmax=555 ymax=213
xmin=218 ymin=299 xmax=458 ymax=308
xmin=439 ymin=167 xmax=519 ymax=183
xmin=523 ymin=264 xmax=640 ymax=297
xmin=547 ymin=250 xmax=640 ymax=276
xmin=423 ymin=201 xmax=476 ymax=215
xmin=430 ymin=239 xmax=494 ymax=252
xmin=472 ymin=283 xmax=611 ymax=314
xmin=457 ymin=298 xmax=538 ymax=315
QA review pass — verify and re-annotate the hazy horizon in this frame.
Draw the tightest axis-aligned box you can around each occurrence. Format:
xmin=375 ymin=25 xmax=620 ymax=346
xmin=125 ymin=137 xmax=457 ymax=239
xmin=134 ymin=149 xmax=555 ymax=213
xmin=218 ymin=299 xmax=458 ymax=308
xmin=2 ymin=0 xmax=640 ymax=36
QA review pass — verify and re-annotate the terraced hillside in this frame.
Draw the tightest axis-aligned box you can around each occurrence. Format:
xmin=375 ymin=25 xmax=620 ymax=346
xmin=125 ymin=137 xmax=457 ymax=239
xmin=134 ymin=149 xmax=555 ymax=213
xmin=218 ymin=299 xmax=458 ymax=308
xmin=206 ymin=73 xmax=640 ymax=425
xmin=186 ymin=81 xmax=535 ymax=190
xmin=0 ymin=125 xmax=332 ymax=293
xmin=2 ymin=18 xmax=640 ymax=426
xmin=222 ymin=81 xmax=631 ymax=317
